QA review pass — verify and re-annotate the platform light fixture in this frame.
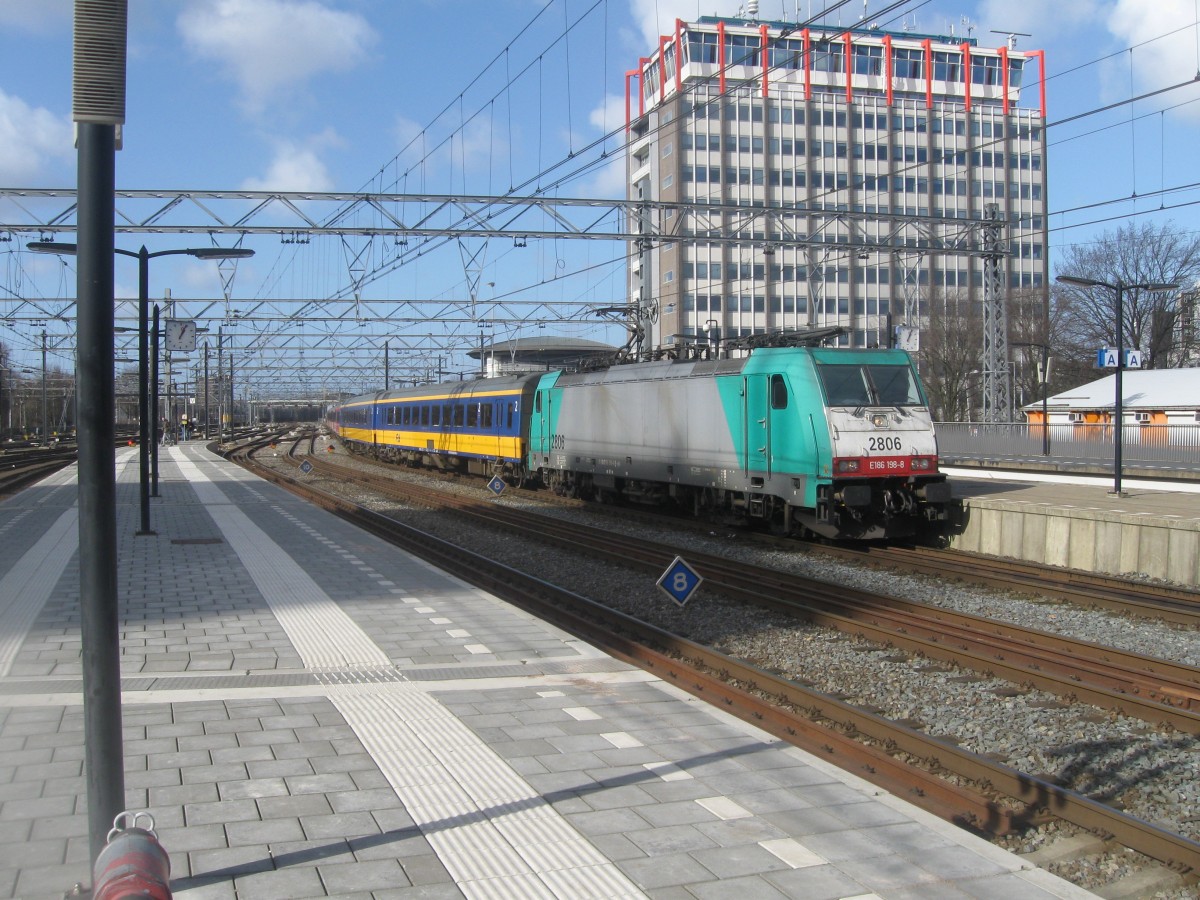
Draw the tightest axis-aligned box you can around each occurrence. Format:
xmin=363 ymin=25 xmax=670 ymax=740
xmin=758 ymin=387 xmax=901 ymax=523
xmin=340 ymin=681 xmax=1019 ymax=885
xmin=27 ymin=241 xmax=253 ymax=533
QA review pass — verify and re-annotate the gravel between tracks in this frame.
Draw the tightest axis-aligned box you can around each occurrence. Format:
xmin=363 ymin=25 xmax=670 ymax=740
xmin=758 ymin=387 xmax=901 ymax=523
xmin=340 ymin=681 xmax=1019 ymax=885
xmin=272 ymin=438 xmax=1200 ymax=897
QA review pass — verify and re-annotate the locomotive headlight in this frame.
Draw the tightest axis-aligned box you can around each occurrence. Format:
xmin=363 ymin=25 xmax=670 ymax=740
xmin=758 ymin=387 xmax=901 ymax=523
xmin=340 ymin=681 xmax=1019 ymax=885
xmin=834 ymin=458 xmax=861 ymax=473
xmin=871 ymin=413 xmax=888 ymax=427
xmin=911 ymin=456 xmax=933 ymax=471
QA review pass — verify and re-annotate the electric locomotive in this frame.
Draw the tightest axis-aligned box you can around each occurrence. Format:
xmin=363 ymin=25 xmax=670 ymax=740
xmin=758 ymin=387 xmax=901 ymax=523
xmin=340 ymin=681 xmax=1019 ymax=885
xmin=527 ymin=345 xmax=950 ymax=539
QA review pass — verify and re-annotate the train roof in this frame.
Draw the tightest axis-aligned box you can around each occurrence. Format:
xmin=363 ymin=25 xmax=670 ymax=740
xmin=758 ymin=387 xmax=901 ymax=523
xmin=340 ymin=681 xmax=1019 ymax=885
xmin=332 ymin=372 xmax=540 ymax=409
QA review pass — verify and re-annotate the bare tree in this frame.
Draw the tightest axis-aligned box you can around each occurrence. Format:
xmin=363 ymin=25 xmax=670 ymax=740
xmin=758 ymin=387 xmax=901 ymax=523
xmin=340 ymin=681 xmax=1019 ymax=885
xmin=917 ymin=289 xmax=983 ymax=421
xmin=1055 ymin=221 xmax=1200 ymax=369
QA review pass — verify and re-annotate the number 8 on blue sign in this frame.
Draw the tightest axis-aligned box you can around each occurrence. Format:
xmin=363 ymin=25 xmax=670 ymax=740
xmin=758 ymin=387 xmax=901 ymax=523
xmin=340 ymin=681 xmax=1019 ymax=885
xmin=657 ymin=556 xmax=703 ymax=607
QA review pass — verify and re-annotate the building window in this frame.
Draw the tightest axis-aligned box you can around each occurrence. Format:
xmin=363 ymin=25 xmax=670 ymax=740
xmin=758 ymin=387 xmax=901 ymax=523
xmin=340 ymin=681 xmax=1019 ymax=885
xmin=724 ymin=32 xmax=760 ymax=67
xmin=932 ymin=50 xmax=961 ymax=81
xmin=852 ymin=44 xmax=883 ymax=76
xmin=1008 ymin=57 xmax=1024 ymax=88
xmin=811 ymin=40 xmax=844 ymax=73
xmin=893 ymin=47 xmax=924 ymax=79
xmin=972 ymin=55 xmax=1002 ymax=85
xmin=687 ymin=30 xmax=719 ymax=64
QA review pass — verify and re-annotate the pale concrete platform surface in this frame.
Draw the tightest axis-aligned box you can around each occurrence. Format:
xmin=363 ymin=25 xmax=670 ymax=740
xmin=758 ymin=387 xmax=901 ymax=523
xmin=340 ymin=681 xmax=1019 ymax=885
xmin=0 ymin=445 xmax=1096 ymax=899
xmin=945 ymin=467 xmax=1200 ymax=587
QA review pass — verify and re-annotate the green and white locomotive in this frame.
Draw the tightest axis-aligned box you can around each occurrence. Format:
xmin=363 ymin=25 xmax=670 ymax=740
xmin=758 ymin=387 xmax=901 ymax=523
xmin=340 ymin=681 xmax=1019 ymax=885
xmin=528 ymin=345 xmax=950 ymax=539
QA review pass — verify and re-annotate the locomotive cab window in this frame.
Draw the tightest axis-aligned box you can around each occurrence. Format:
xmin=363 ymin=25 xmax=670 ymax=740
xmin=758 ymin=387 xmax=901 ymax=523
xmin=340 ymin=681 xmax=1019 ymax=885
xmin=770 ymin=374 xmax=789 ymax=409
xmin=868 ymin=365 xmax=923 ymax=405
xmin=817 ymin=363 xmax=923 ymax=407
xmin=817 ymin=366 xmax=872 ymax=406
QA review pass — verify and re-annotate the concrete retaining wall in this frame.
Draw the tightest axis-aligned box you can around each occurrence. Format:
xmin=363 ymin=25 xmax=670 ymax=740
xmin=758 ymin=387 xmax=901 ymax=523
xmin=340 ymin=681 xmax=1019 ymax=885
xmin=948 ymin=498 xmax=1200 ymax=588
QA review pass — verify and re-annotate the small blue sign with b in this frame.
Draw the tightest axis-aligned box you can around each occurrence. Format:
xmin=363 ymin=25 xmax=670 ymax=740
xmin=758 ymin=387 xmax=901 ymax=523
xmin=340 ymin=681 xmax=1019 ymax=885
xmin=657 ymin=556 xmax=703 ymax=607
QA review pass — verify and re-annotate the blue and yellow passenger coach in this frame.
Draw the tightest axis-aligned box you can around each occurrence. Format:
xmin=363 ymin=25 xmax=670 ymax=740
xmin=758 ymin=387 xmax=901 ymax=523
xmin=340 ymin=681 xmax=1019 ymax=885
xmin=326 ymin=373 xmax=541 ymax=480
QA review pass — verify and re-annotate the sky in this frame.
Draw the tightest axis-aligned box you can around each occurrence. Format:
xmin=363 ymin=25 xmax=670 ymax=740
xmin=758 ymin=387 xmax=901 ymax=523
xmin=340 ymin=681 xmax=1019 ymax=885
xmin=2 ymin=0 xmax=1199 ymax=389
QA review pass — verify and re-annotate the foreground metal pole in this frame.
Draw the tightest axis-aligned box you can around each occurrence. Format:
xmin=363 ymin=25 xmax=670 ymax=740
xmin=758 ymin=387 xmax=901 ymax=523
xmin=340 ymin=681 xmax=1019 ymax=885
xmin=151 ymin=305 xmax=160 ymax=495
xmin=136 ymin=248 xmax=153 ymax=533
xmin=76 ymin=120 xmax=125 ymax=866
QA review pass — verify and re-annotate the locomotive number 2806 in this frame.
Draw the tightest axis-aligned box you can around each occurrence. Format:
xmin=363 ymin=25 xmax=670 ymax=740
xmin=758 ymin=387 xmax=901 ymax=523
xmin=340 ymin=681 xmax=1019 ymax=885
xmin=867 ymin=436 xmax=903 ymax=452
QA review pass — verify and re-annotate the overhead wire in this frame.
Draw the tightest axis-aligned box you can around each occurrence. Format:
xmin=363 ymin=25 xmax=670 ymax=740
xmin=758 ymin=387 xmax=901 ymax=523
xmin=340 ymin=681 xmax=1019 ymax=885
xmin=248 ymin=2 xmax=1200 ymax=370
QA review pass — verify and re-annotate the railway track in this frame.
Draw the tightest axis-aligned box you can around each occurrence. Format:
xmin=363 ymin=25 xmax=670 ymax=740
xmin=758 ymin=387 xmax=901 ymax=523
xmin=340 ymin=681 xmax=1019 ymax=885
xmin=222 ymin=431 xmax=1200 ymax=885
xmin=818 ymin=541 xmax=1200 ymax=628
xmin=299 ymin=429 xmax=1200 ymax=628
xmin=0 ymin=445 xmax=79 ymax=496
xmin=280 ymin=443 xmax=1200 ymax=735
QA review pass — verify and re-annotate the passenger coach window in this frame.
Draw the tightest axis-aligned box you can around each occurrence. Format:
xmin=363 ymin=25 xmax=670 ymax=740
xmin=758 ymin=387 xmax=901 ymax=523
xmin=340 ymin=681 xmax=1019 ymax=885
xmin=431 ymin=406 xmax=440 ymax=426
xmin=482 ymin=404 xmax=493 ymax=429
xmin=454 ymin=405 xmax=465 ymax=427
xmin=421 ymin=406 xmax=430 ymax=426
xmin=770 ymin=375 xmax=788 ymax=409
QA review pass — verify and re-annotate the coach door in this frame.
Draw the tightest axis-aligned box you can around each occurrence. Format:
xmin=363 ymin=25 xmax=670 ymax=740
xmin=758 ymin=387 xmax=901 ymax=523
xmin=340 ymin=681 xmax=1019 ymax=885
xmin=744 ymin=375 xmax=771 ymax=477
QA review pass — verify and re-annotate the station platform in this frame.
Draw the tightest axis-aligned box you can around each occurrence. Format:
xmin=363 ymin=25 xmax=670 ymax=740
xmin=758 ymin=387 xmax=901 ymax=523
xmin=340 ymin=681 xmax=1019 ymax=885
xmin=0 ymin=444 xmax=1096 ymax=900
xmin=945 ymin=466 xmax=1200 ymax=588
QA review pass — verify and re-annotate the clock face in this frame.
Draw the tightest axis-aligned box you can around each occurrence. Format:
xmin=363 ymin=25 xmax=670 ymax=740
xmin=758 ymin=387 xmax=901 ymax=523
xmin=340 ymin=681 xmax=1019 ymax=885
xmin=165 ymin=319 xmax=197 ymax=352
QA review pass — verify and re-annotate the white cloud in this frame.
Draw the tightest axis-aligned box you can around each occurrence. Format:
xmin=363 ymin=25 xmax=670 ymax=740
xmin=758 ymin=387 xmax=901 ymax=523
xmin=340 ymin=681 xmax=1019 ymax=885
xmin=0 ymin=89 xmax=74 ymax=183
xmin=628 ymin=0 xmax=743 ymax=51
xmin=241 ymin=131 xmax=342 ymax=191
xmin=589 ymin=93 xmax=628 ymax=136
xmin=577 ymin=153 xmax=626 ymax=199
xmin=1107 ymin=0 xmax=1200 ymax=92
xmin=177 ymin=0 xmax=376 ymax=114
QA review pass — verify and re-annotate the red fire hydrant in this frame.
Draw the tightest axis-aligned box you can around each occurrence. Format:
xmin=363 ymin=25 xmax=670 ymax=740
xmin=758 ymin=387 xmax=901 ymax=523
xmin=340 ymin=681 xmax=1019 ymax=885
xmin=92 ymin=811 xmax=172 ymax=900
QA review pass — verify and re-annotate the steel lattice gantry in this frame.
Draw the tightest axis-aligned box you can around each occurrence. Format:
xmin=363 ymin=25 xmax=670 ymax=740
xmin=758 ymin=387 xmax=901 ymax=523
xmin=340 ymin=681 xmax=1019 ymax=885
xmin=2 ymin=188 xmax=1012 ymax=397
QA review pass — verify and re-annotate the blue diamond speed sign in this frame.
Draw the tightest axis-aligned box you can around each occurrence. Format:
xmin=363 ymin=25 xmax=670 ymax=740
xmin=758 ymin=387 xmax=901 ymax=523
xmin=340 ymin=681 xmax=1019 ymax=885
xmin=657 ymin=556 xmax=702 ymax=607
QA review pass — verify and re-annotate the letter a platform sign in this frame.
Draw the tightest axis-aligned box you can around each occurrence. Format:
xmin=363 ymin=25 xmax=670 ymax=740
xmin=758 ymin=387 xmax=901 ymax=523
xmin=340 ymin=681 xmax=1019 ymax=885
xmin=657 ymin=556 xmax=703 ymax=607
xmin=1097 ymin=348 xmax=1142 ymax=368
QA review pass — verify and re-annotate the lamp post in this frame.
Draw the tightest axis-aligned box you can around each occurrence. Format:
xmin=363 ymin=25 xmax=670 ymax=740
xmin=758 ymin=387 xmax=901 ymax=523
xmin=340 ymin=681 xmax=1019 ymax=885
xmin=1056 ymin=275 xmax=1178 ymax=495
xmin=40 ymin=330 xmax=48 ymax=443
xmin=28 ymin=242 xmax=253 ymax=533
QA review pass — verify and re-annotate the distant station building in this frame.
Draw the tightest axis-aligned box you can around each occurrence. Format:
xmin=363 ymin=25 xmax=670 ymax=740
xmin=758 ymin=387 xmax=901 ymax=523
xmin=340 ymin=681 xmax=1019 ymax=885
xmin=625 ymin=6 xmax=1048 ymax=354
xmin=1026 ymin=368 xmax=1200 ymax=433
xmin=469 ymin=336 xmax=620 ymax=377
